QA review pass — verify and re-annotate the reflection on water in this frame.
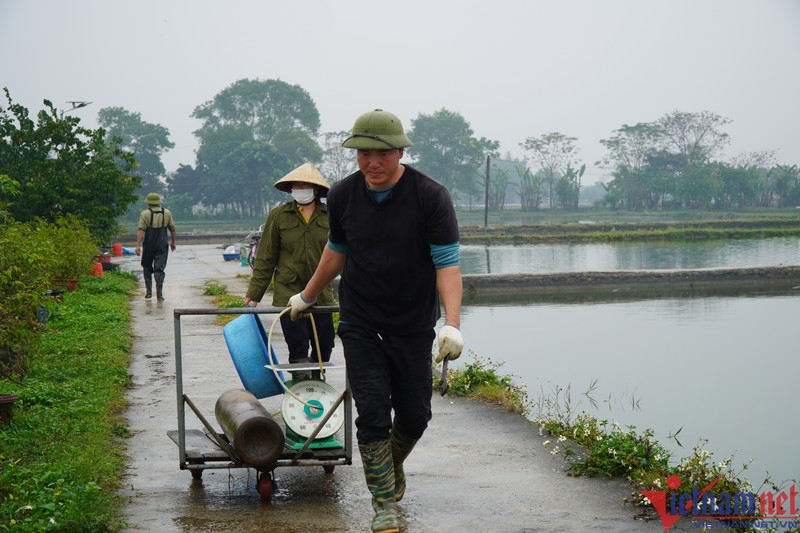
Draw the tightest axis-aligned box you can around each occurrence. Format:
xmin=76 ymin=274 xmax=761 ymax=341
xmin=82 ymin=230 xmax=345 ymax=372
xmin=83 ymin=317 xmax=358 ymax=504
xmin=462 ymin=237 xmax=800 ymax=274
xmin=455 ymin=239 xmax=800 ymax=486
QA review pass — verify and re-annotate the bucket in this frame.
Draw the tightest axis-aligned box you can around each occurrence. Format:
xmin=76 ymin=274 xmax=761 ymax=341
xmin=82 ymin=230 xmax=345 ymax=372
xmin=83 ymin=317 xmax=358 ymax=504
xmin=223 ymin=314 xmax=285 ymax=398
xmin=90 ymin=262 xmax=104 ymax=277
xmin=112 ymin=243 xmax=122 ymax=256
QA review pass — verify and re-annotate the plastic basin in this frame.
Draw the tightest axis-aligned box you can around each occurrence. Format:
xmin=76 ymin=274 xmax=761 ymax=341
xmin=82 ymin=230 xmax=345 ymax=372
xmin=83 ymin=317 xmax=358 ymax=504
xmin=223 ymin=314 xmax=285 ymax=398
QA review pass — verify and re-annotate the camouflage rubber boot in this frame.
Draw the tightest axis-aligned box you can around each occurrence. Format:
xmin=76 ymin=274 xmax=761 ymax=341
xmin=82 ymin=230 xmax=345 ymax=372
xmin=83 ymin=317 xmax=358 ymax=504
xmin=144 ymin=277 xmax=152 ymax=299
xmin=390 ymin=426 xmax=418 ymax=502
xmin=359 ymin=440 xmax=399 ymax=533
xmin=156 ymin=283 xmax=164 ymax=302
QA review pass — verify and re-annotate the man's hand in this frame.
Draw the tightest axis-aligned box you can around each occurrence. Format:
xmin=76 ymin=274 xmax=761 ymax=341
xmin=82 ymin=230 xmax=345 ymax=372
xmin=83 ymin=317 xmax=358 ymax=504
xmin=243 ymin=297 xmax=258 ymax=308
xmin=435 ymin=324 xmax=463 ymax=363
xmin=288 ymin=292 xmax=316 ymax=320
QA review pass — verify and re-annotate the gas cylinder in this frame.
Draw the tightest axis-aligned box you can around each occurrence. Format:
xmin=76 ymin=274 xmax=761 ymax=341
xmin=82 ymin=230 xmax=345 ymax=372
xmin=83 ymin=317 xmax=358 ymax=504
xmin=214 ymin=388 xmax=284 ymax=467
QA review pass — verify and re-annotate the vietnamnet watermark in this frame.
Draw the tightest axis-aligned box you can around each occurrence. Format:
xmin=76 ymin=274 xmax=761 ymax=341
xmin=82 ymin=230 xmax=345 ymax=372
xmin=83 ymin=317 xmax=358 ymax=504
xmin=641 ymin=474 xmax=799 ymax=530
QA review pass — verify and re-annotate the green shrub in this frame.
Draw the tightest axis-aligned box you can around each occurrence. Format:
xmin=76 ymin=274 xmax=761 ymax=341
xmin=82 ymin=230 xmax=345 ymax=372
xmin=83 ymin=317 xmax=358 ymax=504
xmin=36 ymin=215 xmax=100 ymax=282
xmin=0 ymin=221 xmax=53 ymax=380
xmin=443 ymin=352 xmax=529 ymax=416
xmin=0 ymin=216 xmax=101 ymax=380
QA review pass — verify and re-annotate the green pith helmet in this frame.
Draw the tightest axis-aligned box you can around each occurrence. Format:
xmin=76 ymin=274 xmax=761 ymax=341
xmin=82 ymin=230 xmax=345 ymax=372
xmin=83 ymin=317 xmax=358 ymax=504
xmin=145 ymin=192 xmax=161 ymax=205
xmin=342 ymin=109 xmax=413 ymax=150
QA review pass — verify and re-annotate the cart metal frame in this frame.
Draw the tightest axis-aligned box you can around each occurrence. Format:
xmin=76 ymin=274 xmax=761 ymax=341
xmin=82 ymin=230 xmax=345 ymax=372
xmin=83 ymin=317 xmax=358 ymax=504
xmin=168 ymin=306 xmax=352 ymax=486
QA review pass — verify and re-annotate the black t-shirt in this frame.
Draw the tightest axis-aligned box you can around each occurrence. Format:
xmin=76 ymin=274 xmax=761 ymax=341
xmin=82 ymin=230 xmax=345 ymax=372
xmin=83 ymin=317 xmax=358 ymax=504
xmin=327 ymin=165 xmax=459 ymax=334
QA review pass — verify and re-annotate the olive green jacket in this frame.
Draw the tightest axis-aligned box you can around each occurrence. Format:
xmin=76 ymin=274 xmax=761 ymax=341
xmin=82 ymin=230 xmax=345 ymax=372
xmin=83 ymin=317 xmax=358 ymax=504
xmin=246 ymin=200 xmax=335 ymax=307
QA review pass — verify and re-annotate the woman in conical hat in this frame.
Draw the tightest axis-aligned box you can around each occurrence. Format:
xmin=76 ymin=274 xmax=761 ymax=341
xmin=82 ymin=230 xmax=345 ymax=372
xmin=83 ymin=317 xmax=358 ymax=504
xmin=243 ymin=163 xmax=336 ymax=368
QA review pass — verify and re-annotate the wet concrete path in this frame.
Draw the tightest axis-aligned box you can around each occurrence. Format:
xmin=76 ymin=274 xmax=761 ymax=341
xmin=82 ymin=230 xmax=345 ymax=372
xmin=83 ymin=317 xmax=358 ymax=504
xmin=119 ymin=244 xmax=695 ymax=532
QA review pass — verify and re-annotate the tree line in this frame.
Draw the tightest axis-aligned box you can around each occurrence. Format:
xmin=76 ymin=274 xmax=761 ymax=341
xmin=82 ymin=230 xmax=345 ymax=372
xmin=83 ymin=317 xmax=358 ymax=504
xmin=3 ymin=80 xmax=799 ymax=244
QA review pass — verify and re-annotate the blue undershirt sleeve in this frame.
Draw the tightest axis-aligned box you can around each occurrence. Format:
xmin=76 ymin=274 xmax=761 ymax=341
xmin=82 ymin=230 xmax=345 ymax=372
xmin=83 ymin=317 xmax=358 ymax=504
xmin=430 ymin=242 xmax=460 ymax=269
xmin=327 ymin=239 xmax=348 ymax=254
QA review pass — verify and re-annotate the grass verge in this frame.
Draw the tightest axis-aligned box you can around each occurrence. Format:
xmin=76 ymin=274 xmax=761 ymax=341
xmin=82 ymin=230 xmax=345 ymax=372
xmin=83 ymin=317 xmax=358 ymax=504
xmin=0 ymin=271 xmax=136 ymax=532
xmin=435 ymin=352 xmax=529 ymax=417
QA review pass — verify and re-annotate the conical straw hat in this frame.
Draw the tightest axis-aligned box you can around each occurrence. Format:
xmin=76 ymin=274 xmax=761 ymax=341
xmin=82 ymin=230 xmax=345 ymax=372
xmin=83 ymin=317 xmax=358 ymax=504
xmin=274 ymin=163 xmax=330 ymax=195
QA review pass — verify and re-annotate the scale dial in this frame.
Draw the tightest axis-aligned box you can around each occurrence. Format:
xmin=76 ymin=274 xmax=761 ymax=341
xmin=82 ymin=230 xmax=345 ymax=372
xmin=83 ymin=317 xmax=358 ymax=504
xmin=281 ymin=380 xmax=345 ymax=438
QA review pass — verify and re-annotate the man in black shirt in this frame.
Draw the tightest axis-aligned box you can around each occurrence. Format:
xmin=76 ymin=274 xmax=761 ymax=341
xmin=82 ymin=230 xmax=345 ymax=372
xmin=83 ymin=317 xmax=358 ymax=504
xmin=289 ymin=109 xmax=463 ymax=533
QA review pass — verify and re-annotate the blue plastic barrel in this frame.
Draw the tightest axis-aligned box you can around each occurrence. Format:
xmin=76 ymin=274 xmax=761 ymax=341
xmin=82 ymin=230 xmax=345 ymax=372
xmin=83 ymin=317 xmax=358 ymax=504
xmin=223 ymin=314 xmax=285 ymax=398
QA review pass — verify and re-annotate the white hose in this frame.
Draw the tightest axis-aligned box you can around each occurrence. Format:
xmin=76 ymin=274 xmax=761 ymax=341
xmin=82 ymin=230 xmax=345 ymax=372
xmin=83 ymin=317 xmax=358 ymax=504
xmin=265 ymin=307 xmax=327 ymax=409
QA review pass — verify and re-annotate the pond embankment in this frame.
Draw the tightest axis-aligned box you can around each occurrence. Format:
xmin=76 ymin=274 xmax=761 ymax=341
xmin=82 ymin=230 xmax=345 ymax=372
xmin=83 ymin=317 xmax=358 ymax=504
xmin=462 ymin=266 xmax=800 ymax=296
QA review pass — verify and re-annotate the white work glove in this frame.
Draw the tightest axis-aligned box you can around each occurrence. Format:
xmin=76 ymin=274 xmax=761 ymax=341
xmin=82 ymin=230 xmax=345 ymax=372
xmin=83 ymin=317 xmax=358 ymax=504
xmin=288 ymin=292 xmax=316 ymax=320
xmin=435 ymin=325 xmax=463 ymax=363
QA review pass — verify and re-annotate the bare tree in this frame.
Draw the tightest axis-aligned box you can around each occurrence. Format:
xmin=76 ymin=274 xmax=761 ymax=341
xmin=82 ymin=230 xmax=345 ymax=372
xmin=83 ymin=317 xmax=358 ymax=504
xmin=319 ymin=131 xmax=358 ymax=184
xmin=599 ymin=122 xmax=663 ymax=173
xmin=656 ymin=110 xmax=730 ymax=166
xmin=520 ymin=132 xmax=580 ymax=208
xmin=729 ymin=150 xmax=777 ymax=169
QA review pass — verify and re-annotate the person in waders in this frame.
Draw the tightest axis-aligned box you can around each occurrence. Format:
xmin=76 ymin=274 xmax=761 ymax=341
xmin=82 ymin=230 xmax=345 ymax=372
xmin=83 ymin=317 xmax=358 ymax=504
xmin=135 ymin=192 xmax=177 ymax=301
xmin=288 ymin=109 xmax=463 ymax=533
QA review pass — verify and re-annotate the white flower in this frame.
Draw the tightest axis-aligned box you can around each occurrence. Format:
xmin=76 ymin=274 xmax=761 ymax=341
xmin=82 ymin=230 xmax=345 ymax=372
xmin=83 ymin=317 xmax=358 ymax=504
xmin=543 ymin=440 xmax=550 ymax=447
xmin=557 ymin=435 xmax=566 ymax=443
xmin=642 ymin=497 xmax=651 ymax=505
xmin=551 ymin=446 xmax=560 ymax=456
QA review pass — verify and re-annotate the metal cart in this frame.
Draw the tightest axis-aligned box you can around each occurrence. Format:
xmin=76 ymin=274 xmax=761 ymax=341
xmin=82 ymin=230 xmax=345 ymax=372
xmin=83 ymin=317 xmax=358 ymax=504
xmin=166 ymin=306 xmax=352 ymax=501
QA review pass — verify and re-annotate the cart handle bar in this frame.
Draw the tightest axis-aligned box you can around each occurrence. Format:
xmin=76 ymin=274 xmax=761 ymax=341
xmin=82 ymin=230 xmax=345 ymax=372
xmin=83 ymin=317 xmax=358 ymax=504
xmin=173 ymin=306 xmax=339 ymax=318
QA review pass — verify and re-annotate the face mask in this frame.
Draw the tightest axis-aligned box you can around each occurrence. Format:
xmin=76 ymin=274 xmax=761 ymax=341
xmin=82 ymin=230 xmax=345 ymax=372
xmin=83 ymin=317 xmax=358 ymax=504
xmin=291 ymin=188 xmax=315 ymax=205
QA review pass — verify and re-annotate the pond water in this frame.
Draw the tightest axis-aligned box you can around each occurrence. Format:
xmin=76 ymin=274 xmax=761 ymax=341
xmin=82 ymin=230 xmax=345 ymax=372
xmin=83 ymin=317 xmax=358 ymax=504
xmin=461 ymin=237 xmax=800 ymax=274
xmin=451 ymin=237 xmax=800 ymax=487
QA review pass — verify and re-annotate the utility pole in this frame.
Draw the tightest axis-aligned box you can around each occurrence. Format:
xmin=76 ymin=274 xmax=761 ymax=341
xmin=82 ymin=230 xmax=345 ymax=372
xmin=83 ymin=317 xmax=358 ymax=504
xmin=484 ymin=154 xmax=490 ymax=228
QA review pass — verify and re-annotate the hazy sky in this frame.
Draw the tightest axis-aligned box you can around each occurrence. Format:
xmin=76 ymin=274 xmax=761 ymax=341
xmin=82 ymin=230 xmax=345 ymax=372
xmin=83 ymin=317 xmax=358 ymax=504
xmin=2 ymin=0 xmax=798 ymax=184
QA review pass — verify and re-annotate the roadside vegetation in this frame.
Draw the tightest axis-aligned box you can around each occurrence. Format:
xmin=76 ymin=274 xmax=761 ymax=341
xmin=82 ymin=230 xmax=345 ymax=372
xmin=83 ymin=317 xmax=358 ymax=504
xmin=434 ymin=352 xmax=529 ymax=417
xmin=203 ymin=280 xmax=245 ymax=327
xmin=0 ymin=272 xmax=136 ymax=532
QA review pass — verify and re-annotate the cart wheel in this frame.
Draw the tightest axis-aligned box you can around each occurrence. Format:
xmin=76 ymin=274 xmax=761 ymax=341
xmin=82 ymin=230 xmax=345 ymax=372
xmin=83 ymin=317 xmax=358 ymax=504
xmin=323 ymin=465 xmax=335 ymax=474
xmin=190 ymin=468 xmax=203 ymax=480
xmin=258 ymin=472 xmax=274 ymax=502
